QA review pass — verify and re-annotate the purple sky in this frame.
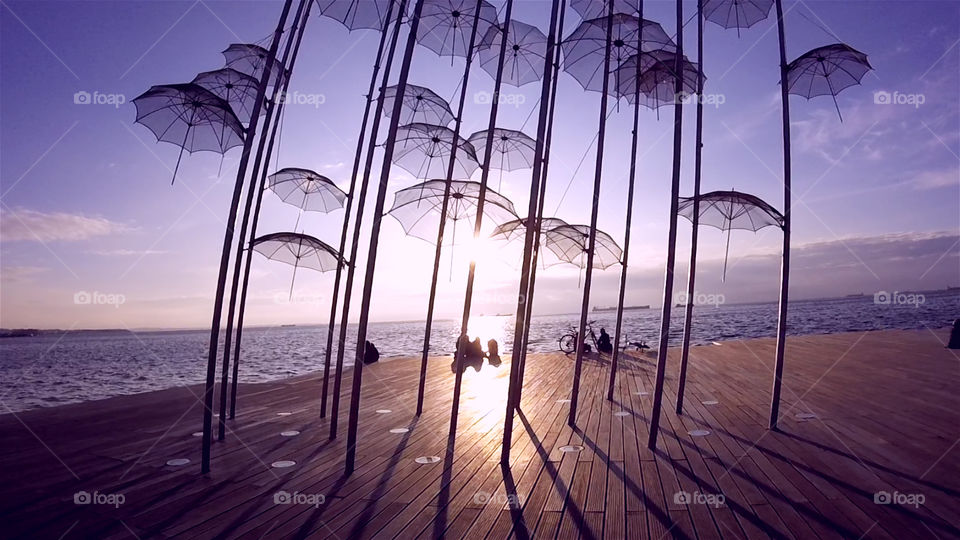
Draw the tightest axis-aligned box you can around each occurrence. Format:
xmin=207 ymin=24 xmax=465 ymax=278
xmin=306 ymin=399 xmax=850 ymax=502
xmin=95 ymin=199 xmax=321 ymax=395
xmin=1 ymin=0 xmax=958 ymax=329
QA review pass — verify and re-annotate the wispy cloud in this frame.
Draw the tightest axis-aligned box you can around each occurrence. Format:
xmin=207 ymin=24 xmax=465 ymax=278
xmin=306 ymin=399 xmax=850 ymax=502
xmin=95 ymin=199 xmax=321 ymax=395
xmin=0 ymin=208 xmax=132 ymax=243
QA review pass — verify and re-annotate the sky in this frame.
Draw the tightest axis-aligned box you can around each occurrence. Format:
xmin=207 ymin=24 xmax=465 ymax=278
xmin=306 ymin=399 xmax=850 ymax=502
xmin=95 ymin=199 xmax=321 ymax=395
xmin=0 ymin=0 xmax=958 ymax=330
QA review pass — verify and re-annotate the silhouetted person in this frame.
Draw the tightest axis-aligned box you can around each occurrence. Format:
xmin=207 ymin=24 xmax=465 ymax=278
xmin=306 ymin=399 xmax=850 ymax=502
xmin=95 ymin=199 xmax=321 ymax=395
xmin=597 ymin=327 xmax=612 ymax=354
xmin=487 ymin=339 xmax=501 ymax=366
xmin=452 ymin=334 xmax=484 ymax=373
xmin=469 ymin=337 xmax=484 ymax=360
xmin=949 ymin=319 xmax=960 ymax=349
xmin=363 ymin=340 xmax=379 ymax=365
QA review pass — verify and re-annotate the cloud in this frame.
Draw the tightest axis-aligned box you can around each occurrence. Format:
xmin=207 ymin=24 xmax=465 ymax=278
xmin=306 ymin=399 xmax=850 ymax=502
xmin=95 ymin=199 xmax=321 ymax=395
xmin=0 ymin=266 xmax=49 ymax=282
xmin=0 ymin=208 xmax=131 ymax=243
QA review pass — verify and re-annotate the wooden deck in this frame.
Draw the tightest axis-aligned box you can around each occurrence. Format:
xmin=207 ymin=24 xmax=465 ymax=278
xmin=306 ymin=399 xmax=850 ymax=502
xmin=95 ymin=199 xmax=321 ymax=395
xmin=1 ymin=328 xmax=958 ymax=539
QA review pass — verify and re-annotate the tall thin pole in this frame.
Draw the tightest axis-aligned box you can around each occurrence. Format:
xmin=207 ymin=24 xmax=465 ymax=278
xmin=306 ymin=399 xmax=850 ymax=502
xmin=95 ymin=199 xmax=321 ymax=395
xmin=514 ymin=0 xmax=568 ymax=408
xmin=501 ymin=0 xmax=563 ymax=463
xmin=319 ymin=0 xmax=398 ymax=419
xmin=416 ymin=0 xmax=488 ymax=417
xmin=647 ymin=0 xmax=685 ymax=450
xmin=569 ymin=0 xmax=615 ymax=427
xmin=448 ymin=0 xmax=515 ymax=439
xmin=329 ymin=0 xmax=410 ymax=441
xmin=200 ymin=0 xmax=294 ymax=475
xmin=770 ymin=0 xmax=791 ymax=430
xmin=675 ymin=0 xmax=704 ymax=414
xmin=344 ymin=0 xmax=426 ymax=475
xmin=219 ymin=0 xmax=310 ymax=433
xmin=608 ymin=0 xmax=646 ymax=402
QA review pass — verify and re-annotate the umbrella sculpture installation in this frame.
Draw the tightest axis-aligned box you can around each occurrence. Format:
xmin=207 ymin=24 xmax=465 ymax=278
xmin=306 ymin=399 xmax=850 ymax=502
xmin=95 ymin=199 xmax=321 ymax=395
xmin=560 ymin=8 xmax=675 ymax=426
xmin=392 ymin=123 xmax=480 ymax=180
xmin=605 ymin=49 xmax=701 ymax=400
xmin=222 ymin=43 xmax=288 ymax=88
xmin=382 ymin=83 xmax=456 ymax=126
xmin=343 ymin=0 xmax=432 ymax=474
xmin=769 ymin=0 xmax=872 ymax=429
xmin=316 ymin=0 xmax=398 ymax=31
xmin=506 ymin=0 xmax=571 ymax=411
xmin=415 ymin=0 xmax=498 ymax=60
xmin=192 ymin=68 xmax=263 ymax=125
xmin=407 ymin=0 xmax=502 ymax=416
xmin=132 ymin=83 xmax=245 ymax=184
xmin=315 ymin=0 xmax=402 ymax=420
xmin=673 ymin=190 xmax=784 ymax=409
xmin=501 ymin=0 xmax=565 ymax=461
xmin=217 ymin=0 xmax=315 ymax=443
xmin=388 ymin=179 xmax=518 ymax=243
xmin=477 ymin=20 xmax=548 ymax=87
xmin=251 ymin=232 xmax=345 ymax=298
xmin=675 ymin=0 xmax=773 ymax=414
xmin=267 ymin=168 xmax=347 ymax=214
xmin=543 ymin=223 xmax=623 ymax=274
xmin=648 ymin=0 xmax=691 ymax=450
xmin=679 ymin=189 xmax=785 ymax=279
xmin=200 ymin=0 xmax=294 ymax=474
xmin=785 ymin=43 xmax=873 ymax=122
xmin=468 ymin=128 xmax=537 ymax=190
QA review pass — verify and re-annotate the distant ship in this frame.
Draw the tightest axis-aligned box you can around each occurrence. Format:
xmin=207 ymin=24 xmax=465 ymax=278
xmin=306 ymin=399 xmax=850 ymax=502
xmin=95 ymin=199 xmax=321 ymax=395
xmin=845 ymin=293 xmax=865 ymax=298
xmin=593 ymin=305 xmax=650 ymax=312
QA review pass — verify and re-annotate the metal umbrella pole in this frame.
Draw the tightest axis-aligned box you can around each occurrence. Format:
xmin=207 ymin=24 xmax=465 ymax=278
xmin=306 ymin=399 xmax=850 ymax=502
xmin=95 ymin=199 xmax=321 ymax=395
xmin=344 ymin=0 xmax=428 ymax=475
xmin=647 ymin=0 xmax=686 ymax=450
xmin=201 ymin=0 xmax=295 ymax=475
xmin=500 ymin=0 xmax=563 ymax=464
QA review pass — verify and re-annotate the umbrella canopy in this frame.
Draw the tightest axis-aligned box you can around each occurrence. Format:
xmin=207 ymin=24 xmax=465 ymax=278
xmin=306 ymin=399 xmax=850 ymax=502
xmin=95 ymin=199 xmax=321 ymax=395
xmin=785 ymin=43 xmax=872 ymax=121
xmin=561 ymin=14 xmax=676 ymax=93
xmin=316 ymin=0 xmax=398 ymax=31
xmin=468 ymin=128 xmax=537 ymax=172
xmin=415 ymin=0 xmax=498 ymax=59
xmin=222 ymin=43 xmax=287 ymax=88
xmin=387 ymin=179 xmax=518 ymax=243
xmin=615 ymin=50 xmax=701 ymax=108
xmin=251 ymin=231 xmax=345 ymax=298
xmin=132 ymin=83 xmax=245 ymax=184
xmin=477 ymin=20 xmax=548 ymax=87
xmin=382 ymin=84 xmax=455 ymax=126
xmin=678 ymin=189 xmax=783 ymax=279
xmin=490 ymin=216 xmax=567 ymax=243
xmin=678 ymin=190 xmax=784 ymax=231
xmin=569 ymin=0 xmax=644 ymax=20
xmin=702 ymin=0 xmax=774 ymax=33
xmin=267 ymin=168 xmax=347 ymax=213
xmin=393 ymin=123 xmax=480 ymax=179
xmin=192 ymin=68 xmax=263 ymax=125
xmin=543 ymin=224 xmax=623 ymax=270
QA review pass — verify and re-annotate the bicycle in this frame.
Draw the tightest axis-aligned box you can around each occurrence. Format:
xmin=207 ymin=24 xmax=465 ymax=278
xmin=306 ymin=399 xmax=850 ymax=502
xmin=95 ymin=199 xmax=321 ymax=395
xmin=558 ymin=321 xmax=600 ymax=354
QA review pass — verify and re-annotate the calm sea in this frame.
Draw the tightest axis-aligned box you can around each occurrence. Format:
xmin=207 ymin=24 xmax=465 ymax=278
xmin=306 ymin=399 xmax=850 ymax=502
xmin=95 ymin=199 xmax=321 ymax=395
xmin=1 ymin=291 xmax=956 ymax=412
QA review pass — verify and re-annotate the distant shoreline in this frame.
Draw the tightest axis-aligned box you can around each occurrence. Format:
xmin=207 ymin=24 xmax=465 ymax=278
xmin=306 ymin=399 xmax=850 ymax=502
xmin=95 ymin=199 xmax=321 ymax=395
xmin=3 ymin=288 xmax=956 ymax=336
